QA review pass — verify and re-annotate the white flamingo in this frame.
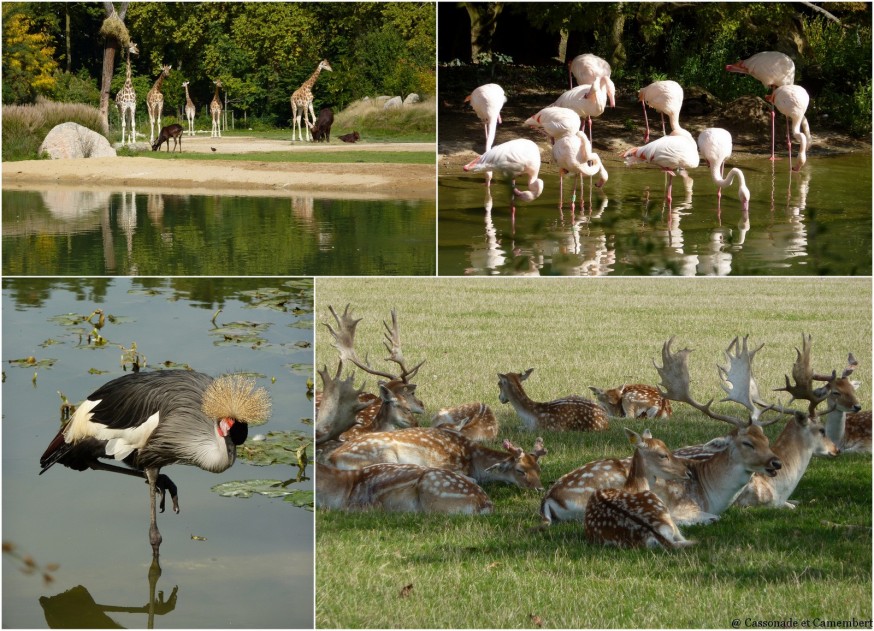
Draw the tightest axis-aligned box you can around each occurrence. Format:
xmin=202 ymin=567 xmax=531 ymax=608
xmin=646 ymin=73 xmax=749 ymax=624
xmin=697 ymin=128 xmax=751 ymax=211
xmin=766 ymin=84 xmax=811 ymax=171
xmin=523 ymin=106 xmax=580 ymax=142
xmin=623 ymin=129 xmax=699 ymax=206
xmin=639 ymin=80 xmax=684 ymax=143
xmin=568 ymin=53 xmax=615 ymax=107
xmin=551 ymin=83 xmax=607 ymax=142
xmin=726 ymin=51 xmax=795 ymax=160
xmin=465 ymin=83 xmax=506 ymax=152
xmin=464 ymin=139 xmax=544 ymax=221
xmin=552 ymin=131 xmax=608 ymax=209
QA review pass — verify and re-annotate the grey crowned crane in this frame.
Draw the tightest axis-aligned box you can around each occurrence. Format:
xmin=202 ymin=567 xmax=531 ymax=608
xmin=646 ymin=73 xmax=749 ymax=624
xmin=39 ymin=370 xmax=271 ymax=558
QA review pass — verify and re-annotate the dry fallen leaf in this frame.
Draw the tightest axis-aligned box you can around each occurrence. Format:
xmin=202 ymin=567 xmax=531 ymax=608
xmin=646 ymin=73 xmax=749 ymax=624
xmin=529 ymin=613 xmax=544 ymax=627
xmin=399 ymin=583 xmax=414 ymax=598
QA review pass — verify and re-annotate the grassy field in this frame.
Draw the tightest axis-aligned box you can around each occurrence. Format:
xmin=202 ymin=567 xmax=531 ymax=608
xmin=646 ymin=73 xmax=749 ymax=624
xmin=314 ymin=278 xmax=872 ymax=629
xmin=139 ymin=149 xmax=435 ymax=164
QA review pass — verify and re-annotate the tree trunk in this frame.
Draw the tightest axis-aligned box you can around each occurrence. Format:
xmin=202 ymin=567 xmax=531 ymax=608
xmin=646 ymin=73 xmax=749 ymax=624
xmin=607 ymin=3 xmax=627 ymax=70
xmin=65 ymin=6 xmax=71 ymax=73
xmin=465 ymin=2 xmax=503 ymax=62
xmin=98 ymin=2 xmax=128 ymax=135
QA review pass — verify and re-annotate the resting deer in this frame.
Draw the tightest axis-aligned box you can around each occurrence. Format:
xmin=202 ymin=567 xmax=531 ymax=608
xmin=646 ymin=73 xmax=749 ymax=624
xmin=314 ymin=363 xmax=369 ymax=445
xmin=498 ymin=369 xmax=608 ymax=431
xmin=589 ymin=384 xmax=672 ymax=419
xmin=540 ymin=427 xmax=687 ymax=526
xmin=316 ymin=462 xmax=493 ymax=514
xmin=585 ymin=428 xmax=693 ymax=549
xmin=431 ymin=403 xmax=499 ymax=441
xmin=327 ymin=428 xmax=547 ymax=490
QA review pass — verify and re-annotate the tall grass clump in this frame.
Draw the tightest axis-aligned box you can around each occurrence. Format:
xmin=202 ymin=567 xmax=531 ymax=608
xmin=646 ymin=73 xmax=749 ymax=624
xmin=2 ymin=99 xmax=107 ymax=162
xmin=332 ymin=97 xmax=435 ymax=142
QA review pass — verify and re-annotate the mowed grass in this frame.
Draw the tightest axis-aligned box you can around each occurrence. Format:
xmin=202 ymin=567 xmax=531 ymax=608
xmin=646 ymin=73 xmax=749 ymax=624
xmin=314 ymin=278 xmax=872 ymax=629
xmin=141 ymin=150 xmax=434 ymax=164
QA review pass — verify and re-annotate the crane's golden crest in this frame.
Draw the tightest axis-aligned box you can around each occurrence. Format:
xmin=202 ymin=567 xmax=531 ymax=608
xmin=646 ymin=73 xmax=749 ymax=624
xmin=202 ymin=374 xmax=271 ymax=426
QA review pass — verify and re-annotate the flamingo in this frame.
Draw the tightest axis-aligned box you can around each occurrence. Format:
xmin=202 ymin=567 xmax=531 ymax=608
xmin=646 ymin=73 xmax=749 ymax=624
xmin=523 ymin=106 xmax=581 ymax=142
xmin=552 ymin=131 xmax=608 ymax=209
xmin=726 ymin=51 xmax=795 ymax=160
xmin=464 ymin=138 xmax=544 ymax=222
xmin=551 ymin=83 xmax=607 ymax=142
xmin=697 ymin=128 xmax=751 ymax=212
xmin=639 ymin=80 xmax=684 ymax=143
xmin=568 ymin=53 xmax=616 ymax=107
xmin=465 ymin=83 xmax=507 ymax=152
xmin=766 ymin=84 xmax=811 ymax=172
xmin=622 ymin=129 xmax=699 ymax=206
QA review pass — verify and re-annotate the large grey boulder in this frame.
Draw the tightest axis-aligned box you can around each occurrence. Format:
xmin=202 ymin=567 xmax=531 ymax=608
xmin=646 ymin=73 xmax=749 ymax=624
xmin=383 ymin=96 xmax=403 ymax=110
xmin=39 ymin=122 xmax=116 ymax=159
xmin=403 ymin=93 xmax=421 ymax=105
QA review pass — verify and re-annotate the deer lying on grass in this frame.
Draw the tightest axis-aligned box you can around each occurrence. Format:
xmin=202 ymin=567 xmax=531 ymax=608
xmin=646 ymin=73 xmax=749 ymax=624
xmin=431 ymin=403 xmax=499 ymax=441
xmin=326 ymin=428 xmax=548 ymax=490
xmin=540 ymin=428 xmax=687 ymax=526
xmin=589 ymin=384 xmax=672 ymax=419
xmin=316 ymin=462 xmax=493 ymax=514
xmin=498 ymin=369 xmax=608 ymax=431
xmin=585 ymin=428 xmax=693 ymax=549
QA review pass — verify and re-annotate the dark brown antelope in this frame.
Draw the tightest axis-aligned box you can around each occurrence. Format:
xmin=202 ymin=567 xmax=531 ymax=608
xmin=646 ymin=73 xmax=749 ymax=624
xmin=326 ymin=428 xmax=547 ymax=490
xmin=498 ymin=369 xmax=608 ymax=432
xmin=316 ymin=462 xmax=493 ymax=514
xmin=589 ymin=384 xmax=673 ymax=419
xmin=431 ymin=402 xmax=499 ymax=441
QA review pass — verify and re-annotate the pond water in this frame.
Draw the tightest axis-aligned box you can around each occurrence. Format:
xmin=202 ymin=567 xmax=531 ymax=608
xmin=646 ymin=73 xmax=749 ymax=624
xmin=2 ymin=278 xmax=314 ymax=629
xmin=438 ymin=153 xmax=871 ymax=276
xmin=2 ymin=190 xmax=435 ymax=276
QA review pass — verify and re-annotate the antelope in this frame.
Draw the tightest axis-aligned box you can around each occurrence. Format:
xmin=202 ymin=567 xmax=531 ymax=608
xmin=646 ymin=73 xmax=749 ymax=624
xmin=431 ymin=403 xmax=499 ymax=441
xmin=327 ymin=428 xmax=548 ymax=490
xmin=584 ymin=428 xmax=693 ymax=549
xmin=316 ymin=462 xmax=493 ymax=514
xmin=648 ymin=336 xmax=784 ymax=525
xmin=589 ymin=384 xmax=672 ymax=419
xmin=498 ymin=369 xmax=608 ymax=432
xmin=540 ymin=427 xmax=688 ymax=526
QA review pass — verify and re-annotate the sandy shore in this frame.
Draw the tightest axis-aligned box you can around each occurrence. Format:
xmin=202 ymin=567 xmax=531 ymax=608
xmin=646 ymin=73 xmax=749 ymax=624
xmin=2 ymin=137 xmax=436 ymax=200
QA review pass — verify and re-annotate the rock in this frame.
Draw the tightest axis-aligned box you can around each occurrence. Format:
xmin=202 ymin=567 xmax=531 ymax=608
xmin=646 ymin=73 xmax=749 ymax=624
xmin=719 ymin=95 xmax=771 ymax=133
xmin=403 ymin=93 xmax=421 ymax=105
xmin=39 ymin=122 xmax=116 ymax=159
xmin=682 ymin=87 xmax=721 ymax=116
xmin=384 ymin=96 xmax=403 ymax=110
xmin=374 ymin=96 xmax=392 ymax=106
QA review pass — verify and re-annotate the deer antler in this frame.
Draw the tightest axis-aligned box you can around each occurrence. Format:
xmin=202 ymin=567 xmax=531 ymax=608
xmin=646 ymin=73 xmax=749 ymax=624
xmin=315 ymin=362 xmax=369 ymax=444
xmin=773 ymin=333 xmax=828 ymax=416
xmin=718 ymin=336 xmax=769 ymax=421
xmin=654 ymin=337 xmax=747 ymax=428
xmin=382 ymin=309 xmax=425 ymax=383
xmin=324 ymin=304 xmax=397 ymax=382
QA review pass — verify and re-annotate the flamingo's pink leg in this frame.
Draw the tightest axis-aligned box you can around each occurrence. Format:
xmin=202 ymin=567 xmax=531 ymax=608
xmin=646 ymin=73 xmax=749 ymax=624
xmin=642 ymin=101 xmax=650 ymax=143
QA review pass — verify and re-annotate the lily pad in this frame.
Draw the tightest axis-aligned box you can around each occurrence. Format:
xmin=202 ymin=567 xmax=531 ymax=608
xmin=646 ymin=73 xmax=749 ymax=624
xmin=211 ymin=479 xmax=291 ymax=499
xmin=237 ymin=431 xmax=312 ymax=467
xmin=49 ymin=313 xmax=91 ymax=327
xmin=211 ymin=321 xmax=271 ymax=334
xmin=287 ymin=318 xmax=314 ymax=330
xmin=283 ymin=490 xmax=314 ymax=511
xmin=286 ymin=362 xmax=314 ymax=377
xmin=39 ymin=339 xmax=62 ymax=347
xmin=8 ymin=357 xmax=56 ymax=368
xmin=159 ymin=360 xmax=192 ymax=370
xmin=88 ymin=368 xmax=109 ymax=375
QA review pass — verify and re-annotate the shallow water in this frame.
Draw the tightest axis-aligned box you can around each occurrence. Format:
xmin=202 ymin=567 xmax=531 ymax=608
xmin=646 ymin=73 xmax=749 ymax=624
xmin=438 ymin=153 xmax=872 ymax=276
xmin=2 ymin=278 xmax=314 ymax=629
xmin=2 ymin=190 xmax=435 ymax=276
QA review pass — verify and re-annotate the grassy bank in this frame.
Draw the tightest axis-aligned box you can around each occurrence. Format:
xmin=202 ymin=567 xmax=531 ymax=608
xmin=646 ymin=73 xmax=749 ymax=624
xmin=315 ymin=278 xmax=872 ymax=628
xmin=2 ymin=99 xmax=106 ymax=162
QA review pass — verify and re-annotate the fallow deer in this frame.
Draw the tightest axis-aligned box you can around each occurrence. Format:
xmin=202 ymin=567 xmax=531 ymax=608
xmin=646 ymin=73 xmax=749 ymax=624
xmin=498 ymin=369 xmax=608 ymax=432
xmin=326 ymin=428 xmax=548 ymax=490
xmin=316 ymin=462 xmax=493 ymax=514
xmin=315 ymin=363 xmax=369 ymax=445
xmin=842 ymin=411 xmax=872 ymax=453
xmin=540 ymin=428 xmax=687 ymax=526
xmin=585 ymin=428 xmax=693 ymax=549
xmin=431 ymin=403 xmax=499 ymax=441
xmin=589 ymin=384 xmax=672 ymax=419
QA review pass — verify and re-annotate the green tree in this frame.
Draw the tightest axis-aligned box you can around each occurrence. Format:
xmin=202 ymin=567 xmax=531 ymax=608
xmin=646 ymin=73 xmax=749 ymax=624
xmin=2 ymin=3 xmax=60 ymax=103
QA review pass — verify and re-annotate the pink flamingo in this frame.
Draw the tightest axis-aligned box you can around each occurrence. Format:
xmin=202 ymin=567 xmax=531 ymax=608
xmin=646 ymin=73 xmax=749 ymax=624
xmin=465 ymin=83 xmax=507 ymax=152
xmin=639 ymin=80 xmax=684 ymax=143
xmin=568 ymin=53 xmax=615 ymax=107
xmin=552 ymin=131 xmax=608 ymax=210
xmin=524 ymin=106 xmax=581 ymax=142
xmin=623 ymin=129 xmax=699 ymax=206
xmin=766 ymin=84 xmax=811 ymax=172
xmin=464 ymin=138 xmax=544 ymax=223
xmin=726 ymin=51 xmax=795 ymax=160
xmin=551 ymin=83 xmax=607 ymax=142
xmin=697 ymin=128 xmax=751 ymax=211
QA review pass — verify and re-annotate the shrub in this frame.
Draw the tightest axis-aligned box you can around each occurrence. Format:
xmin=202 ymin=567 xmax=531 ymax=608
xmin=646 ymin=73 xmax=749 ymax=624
xmin=332 ymin=97 xmax=435 ymax=140
xmin=2 ymin=98 xmax=107 ymax=161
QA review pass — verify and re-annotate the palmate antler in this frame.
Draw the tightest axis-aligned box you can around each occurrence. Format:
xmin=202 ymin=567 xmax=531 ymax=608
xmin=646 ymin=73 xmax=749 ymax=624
xmin=315 ymin=362 xmax=369 ymax=444
xmin=718 ymin=336 xmax=770 ymax=422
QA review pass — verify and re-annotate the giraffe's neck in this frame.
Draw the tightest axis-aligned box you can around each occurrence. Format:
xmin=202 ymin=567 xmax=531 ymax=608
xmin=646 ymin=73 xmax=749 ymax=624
xmin=151 ymin=73 xmax=166 ymax=93
xmin=303 ymin=66 xmax=323 ymax=92
xmin=124 ymin=53 xmax=133 ymax=84
xmin=184 ymin=86 xmax=194 ymax=107
xmin=212 ymin=85 xmax=221 ymax=106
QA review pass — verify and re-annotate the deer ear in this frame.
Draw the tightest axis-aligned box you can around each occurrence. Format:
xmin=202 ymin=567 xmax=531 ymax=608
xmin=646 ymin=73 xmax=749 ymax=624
xmin=589 ymin=386 xmax=602 ymax=396
xmin=624 ymin=428 xmax=641 ymax=446
xmin=522 ymin=368 xmax=534 ymax=381
xmin=378 ymin=383 xmax=396 ymax=403
xmin=642 ymin=429 xmax=652 ymax=440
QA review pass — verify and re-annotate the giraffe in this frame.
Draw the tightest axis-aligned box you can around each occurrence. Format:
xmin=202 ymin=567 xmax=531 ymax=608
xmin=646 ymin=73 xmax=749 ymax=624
xmin=182 ymin=81 xmax=196 ymax=136
xmin=210 ymin=80 xmax=223 ymax=138
xmin=290 ymin=59 xmax=332 ymax=142
xmin=115 ymin=41 xmax=139 ymax=144
xmin=146 ymin=64 xmax=172 ymax=144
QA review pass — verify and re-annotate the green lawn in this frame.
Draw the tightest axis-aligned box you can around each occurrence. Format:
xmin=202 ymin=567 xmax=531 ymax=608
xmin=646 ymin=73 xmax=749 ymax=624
xmin=315 ymin=278 xmax=872 ymax=629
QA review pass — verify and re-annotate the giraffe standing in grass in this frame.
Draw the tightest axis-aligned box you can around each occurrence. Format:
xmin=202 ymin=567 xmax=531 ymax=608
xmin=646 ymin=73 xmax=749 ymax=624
xmin=146 ymin=64 xmax=171 ymax=144
xmin=182 ymin=81 xmax=196 ymax=136
xmin=115 ymin=42 xmax=139 ymax=144
xmin=211 ymin=80 xmax=223 ymax=138
xmin=290 ymin=59 xmax=332 ymax=142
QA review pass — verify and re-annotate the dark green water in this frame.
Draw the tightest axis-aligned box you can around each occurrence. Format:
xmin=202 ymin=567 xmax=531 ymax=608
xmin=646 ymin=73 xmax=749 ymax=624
xmin=2 ymin=278 xmax=313 ymax=628
xmin=438 ymin=153 xmax=871 ymax=276
xmin=2 ymin=190 xmax=435 ymax=276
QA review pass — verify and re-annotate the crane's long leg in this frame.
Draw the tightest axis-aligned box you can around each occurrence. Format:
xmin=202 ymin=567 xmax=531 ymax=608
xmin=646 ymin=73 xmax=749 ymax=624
xmin=145 ymin=467 xmax=162 ymax=558
xmin=88 ymin=460 xmax=179 ymax=514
